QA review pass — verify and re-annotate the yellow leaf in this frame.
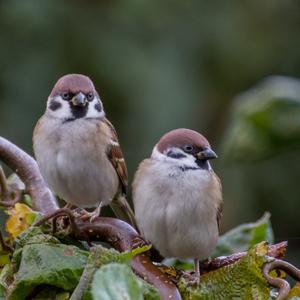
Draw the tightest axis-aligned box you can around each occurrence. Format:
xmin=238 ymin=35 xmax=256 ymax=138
xmin=287 ymin=282 xmax=300 ymax=299
xmin=5 ymin=203 xmax=38 ymax=239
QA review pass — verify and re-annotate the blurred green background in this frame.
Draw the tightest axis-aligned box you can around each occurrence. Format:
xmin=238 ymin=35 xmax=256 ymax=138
xmin=0 ymin=1 xmax=299 ymax=264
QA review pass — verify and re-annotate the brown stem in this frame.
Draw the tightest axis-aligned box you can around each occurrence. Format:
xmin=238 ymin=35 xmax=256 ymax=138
xmin=0 ymin=198 xmax=19 ymax=208
xmin=35 ymin=210 xmax=182 ymax=300
xmin=0 ymin=166 xmax=9 ymax=195
xmin=200 ymin=242 xmax=288 ymax=273
xmin=0 ymin=230 xmax=13 ymax=253
xmin=0 ymin=137 xmax=180 ymax=300
xmin=0 ymin=137 xmax=58 ymax=214
xmin=0 ymin=165 xmax=23 ymax=207
xmin=4 ymin=136 xmax=298 ymax=300
xmin=263 ymin=259 xmax=300 ymax=300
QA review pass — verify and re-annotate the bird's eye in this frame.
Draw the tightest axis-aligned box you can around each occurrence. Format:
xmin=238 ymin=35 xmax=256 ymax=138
xmin=62 ymin=92 xmax=71 ymax=101
xmin=184 ymin=145 xmax=194 ymax=152
xmin=87 ymin=92 xmax=94 ymax=101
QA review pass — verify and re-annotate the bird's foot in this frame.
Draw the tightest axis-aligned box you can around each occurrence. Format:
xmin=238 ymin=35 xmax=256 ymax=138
xmin=188 ymin=273 xmax=200 ymax=287
xmin=79 ymin=203 xmax=102 ymax=223
xmin=182 ymin=271 xmax=200 ymax=287
xmin=78 ymin=210 xmax=94 ymax=221
xmin=89 ymin=211 xmax=100 ymax=223
xmin=63 ymin=203 xmax=74 ymax=210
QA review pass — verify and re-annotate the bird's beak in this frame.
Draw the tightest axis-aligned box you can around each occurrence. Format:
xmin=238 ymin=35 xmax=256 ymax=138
xmin=196 ymin=148 xmax=218 ymax=160
xmin=71 ymin=92 xmax=87 ymax=107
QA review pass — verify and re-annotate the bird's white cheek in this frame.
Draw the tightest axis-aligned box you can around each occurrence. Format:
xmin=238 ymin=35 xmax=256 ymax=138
xmin=152 ymin=147 xmax=200 ymax=170
xmin=85 ymin=98 xmax=105 ymax=119
xmin=134 ymin=162 xmax=220 ymax=260
xmin=46 ymin=97 xmax=71 ymax=119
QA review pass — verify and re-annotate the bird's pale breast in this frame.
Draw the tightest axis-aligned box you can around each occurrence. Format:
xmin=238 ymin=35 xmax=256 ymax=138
xmin=133 ymin=159 xmax=221 ymax=260
xmin=33 ymin=116 xmax=119 ymax=208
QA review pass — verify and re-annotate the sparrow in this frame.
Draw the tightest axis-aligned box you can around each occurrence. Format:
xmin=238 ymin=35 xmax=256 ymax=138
xmin=132 ymin=128 xmax=222 ymax=285
xmin=33 ymin=74 xmax=136 ymax=226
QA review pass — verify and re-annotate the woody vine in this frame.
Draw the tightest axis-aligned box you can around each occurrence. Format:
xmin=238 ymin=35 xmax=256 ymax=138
xmin=0 ymin=135 xmax=300 ymax=300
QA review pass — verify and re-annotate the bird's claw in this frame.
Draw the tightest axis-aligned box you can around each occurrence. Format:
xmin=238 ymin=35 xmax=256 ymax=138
xmin=182 ymin=271 xmax=200 ymax=287
xmin=78 ymin=208 xmax=100 ymax=223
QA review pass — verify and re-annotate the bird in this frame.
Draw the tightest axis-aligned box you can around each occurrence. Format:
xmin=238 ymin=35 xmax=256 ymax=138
xmin=132 ymin=128 xmax=222 ymax=285
xmin=33 ymin=73 xmax=136 ymax=226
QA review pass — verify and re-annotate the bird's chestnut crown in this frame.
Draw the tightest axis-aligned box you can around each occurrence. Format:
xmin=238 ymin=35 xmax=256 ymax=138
xmin=155 ymin=128 xmax=217 ymax=170
xmin=50 ymin=74 xmax=97 ymax=98
xmin=46 ymin=74 xmax=104 ymax=121
xmin=157 ymin=129 xmax=211 ymax=155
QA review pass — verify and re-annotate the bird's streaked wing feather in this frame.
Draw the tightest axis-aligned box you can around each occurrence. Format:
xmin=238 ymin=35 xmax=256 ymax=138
xmin=103 ymin=118 xmax=137 ymax=229
xmin=104 ymin=118 xmax=128 ymax=194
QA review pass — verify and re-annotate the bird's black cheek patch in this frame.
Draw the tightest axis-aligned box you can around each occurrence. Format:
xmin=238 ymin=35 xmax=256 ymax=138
xmin=49 ymin=100 xmax=62 ymax=111
xmin=167 ymin=150 xmax=186 ymax=159
xmin=94 ymin=103 xmax=102 ymax=112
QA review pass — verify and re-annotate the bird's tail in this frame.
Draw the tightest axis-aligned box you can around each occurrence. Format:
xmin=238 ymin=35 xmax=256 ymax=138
xmin=110 ymin=194 xmax=138 ymax=230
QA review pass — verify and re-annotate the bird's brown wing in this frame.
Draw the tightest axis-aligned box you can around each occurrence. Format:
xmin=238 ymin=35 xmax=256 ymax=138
xmin=217 ymin=201 xmax=223 ymax=232
xmin=103 ymin=118 xmax=137 ymax=229
xmin=214 ymin=174 xmax=223 ymax=232
xmin=103 ymin=118 xmax=128 ymax=194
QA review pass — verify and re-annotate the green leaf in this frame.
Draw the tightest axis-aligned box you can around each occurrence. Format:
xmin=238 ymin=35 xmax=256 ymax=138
xmin=118 ymin=244 xmax=152 ymax=263
xmin=71 ymin=244 xmax=155 ymax=300
xmin=287 ymin=282 xmax=300 ymax=299
xmin=91 ymin=263 xmax=143 ymax=300
xmin=15 ymin=227 xmax=60 ymax=250
xmin=31 ymin=288 xmax=70 ymax=300
xmin=221 ymin=76 xmax=300 ymax=162
xmin=213 ymin=212 xmax=273 ymax=257
xmin=164 ymin=213 xmax=274 ymax=268
xmin=139 ymin=279 xmax=160 ymax=300
xmin=0 ymin=254 xmax=10 ymax=268
xmin=179 ymin=242 xmax=273 ymax=299
xmin=0 ymin=264 xmax=13 ymax=299
xmin=8 ymin=243 xmax=88 ymax=300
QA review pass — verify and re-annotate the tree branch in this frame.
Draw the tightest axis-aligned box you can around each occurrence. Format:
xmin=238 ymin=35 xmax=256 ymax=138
xmin=3 ymin=135 xmax=300 ymax=300
xmin=0 ymin=137 xmax=58 ymax=214
xmin=200 ymin=241 xmax=288 ymax=273
xmin=0 ymin=136 xmax=181 ymax=300
xmin=35 ymin=209 xmax=182 ymax=300
xmin=263 ymin=259 xmax=300 ymax=300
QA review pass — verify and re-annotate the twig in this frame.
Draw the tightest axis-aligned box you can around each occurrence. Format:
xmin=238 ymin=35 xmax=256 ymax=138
xmin=0 ymin=190 xmax=23 ymax=208
xmin=0 ymin=166 xmax=23 ymax=207
xmin=0 ymin=166 xmax=8 ymax=195
xmin=263 ymin=259 xmax=300 ymax=300
xmin=0 ymin=230 xmax=13 ymax=253
xmin=200 ymin=242 xmax=288 ymax=273
xmin=3 ymin=136 xmax=299 ymax=300
xmin=70 ymin=246 xmax=109 ymax=300
xmin=70 ymin=259 xmax=95 ymax=300
xmin=35 ymin=210 xmax=182 ymax=300
xmin=0 ymin=137 xmax=58 ymax=214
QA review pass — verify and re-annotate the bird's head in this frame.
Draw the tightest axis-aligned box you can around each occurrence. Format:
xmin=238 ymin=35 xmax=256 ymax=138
xmin=46 ymin=74 xmax=105 ymax=121
xmin=153 ymin=128 xmax=217 ymax=170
